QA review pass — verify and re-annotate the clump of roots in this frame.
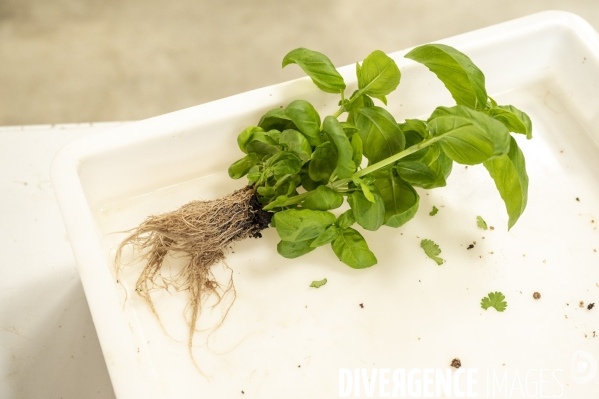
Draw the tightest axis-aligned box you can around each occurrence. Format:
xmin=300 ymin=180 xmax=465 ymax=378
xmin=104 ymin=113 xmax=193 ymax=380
xmin=115 ymin=186 xmax=271 ymax=354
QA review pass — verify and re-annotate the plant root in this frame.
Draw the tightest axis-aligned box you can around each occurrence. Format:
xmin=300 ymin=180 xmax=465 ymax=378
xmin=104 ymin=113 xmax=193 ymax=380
xmin=115 ymin=186 xmax=271 ymax=355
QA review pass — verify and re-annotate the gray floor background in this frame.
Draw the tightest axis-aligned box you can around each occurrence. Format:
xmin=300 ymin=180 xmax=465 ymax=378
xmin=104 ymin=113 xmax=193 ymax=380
xmin=1 ymin=0 xmax=598 ymax=126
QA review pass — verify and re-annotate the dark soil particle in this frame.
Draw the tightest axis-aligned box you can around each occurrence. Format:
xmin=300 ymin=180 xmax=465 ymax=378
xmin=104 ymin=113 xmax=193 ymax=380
xmin=533 ymin=292 xmax=541 ymax=300
xmin=588 ymin=303 xmax=595 ymax=310
xmin=359 ymin=303 xmax=364 ymax=308
xmin=467 ymin=244 xmax=474 ymax=250
xmin=451 ymin=358 xmax=461 ymax=369
xmin=250 ymin=193 xmax=273 ymax=237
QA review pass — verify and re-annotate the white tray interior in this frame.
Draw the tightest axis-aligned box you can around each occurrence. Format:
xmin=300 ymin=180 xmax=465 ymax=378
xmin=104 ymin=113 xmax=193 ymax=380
xmin=52 ymin=11 xmax=599 ymax=398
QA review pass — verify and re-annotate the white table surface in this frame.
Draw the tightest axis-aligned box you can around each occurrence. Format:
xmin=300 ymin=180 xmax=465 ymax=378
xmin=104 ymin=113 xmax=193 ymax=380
xmin=0 ymin=123 xmax=125 ymax=399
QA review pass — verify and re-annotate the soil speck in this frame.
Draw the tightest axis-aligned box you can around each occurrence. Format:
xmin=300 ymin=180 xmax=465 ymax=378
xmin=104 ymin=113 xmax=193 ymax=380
xmin=467 ymin=244 xmax=474 ymax=250
xmin=576 ymin=197 xmax=580 ymax=202
xmin=359 ymin=303 xmax=364 ymax=308
xmin=533 ymin=292 xmax=541 ymax=300
xmin=588 ymin=303 xmax=595 ymax=310
xmin=490 ymin=226 xmax=495 ymax=230
xmin=451 ymin=358 xmax=461 ymax=369
xmin=579 ymin=301 xmax=585 ymax=308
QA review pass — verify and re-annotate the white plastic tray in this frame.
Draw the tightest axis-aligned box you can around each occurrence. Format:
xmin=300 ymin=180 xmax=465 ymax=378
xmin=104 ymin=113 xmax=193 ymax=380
xmin=52 ymin=11 xmax=599 ymax=398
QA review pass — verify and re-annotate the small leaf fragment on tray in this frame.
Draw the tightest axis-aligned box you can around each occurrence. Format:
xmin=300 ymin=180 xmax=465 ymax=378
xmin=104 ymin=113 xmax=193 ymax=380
xmin=421 ymin=239 xmax=444 ymax=265
xmin=310 ymin=278 xmax=327 ymax=288
xmin=476 ymin=215 xmax=488 ymax=230
xmin=429 ymin=206 xmax=439 ymax=216
xmin=481 ymin=291 xmax=507 ymax=312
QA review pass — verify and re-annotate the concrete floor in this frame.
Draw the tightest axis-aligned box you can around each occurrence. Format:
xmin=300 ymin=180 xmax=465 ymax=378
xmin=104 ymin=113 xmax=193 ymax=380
xmin=1 ymin=0 xmax=598 ymax=126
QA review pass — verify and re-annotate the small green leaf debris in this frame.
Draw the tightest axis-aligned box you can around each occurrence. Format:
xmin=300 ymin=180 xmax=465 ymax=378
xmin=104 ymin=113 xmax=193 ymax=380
xmin=476 ymin=215 xmax=488 ymax=230
xmin=310 ymin=278 xmax=327 ymax=288
xmin=429 ymin=206 xmax=439 ymax=216
xmin=481 ymin=291 xmax=507 ymax=312
xmin=421 ymin=239 xmax=444 ymax=265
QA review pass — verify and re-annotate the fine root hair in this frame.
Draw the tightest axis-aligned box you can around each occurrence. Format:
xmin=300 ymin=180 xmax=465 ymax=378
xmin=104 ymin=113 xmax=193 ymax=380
xmin=115 ymin=186 xmax=271 ymax=356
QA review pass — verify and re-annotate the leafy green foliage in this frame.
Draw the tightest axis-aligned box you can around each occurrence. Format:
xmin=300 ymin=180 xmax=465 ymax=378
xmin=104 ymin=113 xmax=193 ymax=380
xmin=310 ymin=225 xmax=340 ymax=248
xmin=302 ymin=186 xmax=343 ymax=211
xmin=351 ymin=106 xmax=405 ymax=163
xmin=323 ymin=116 xmax=356 ymax=179
xmin=332 ymin=228 xmax=377 ymax=269
xmin=348 ymin=190 xmax=385 ymax=231
xmin=228 ymin=44 xmax=532 ymax=269
xmin=373 ymin=172 xmax=419 ymax=228
xmin=277 ymin=239 xmax=315 ymax=258
xmin=481 ymin=292 xmax=507 ymax=312
xmin=357 ymin=50 xmax=401 ymax=104
xmin=284 ymin=100 xmax=323 ymax=146
xmin=420 ymin=239 xmax=444 ymax=265
xmin=282 ymin=48 xmax=346 ymax=94
xmin=484 ymin=136 xmax=529 ymax=229
xmin=274 ymin=209 xmax=336 ymax=242
xmin=476 ymin=215 xmax=488 ymax=230
xmin=310 ymin=278 xmax=328 ymax=288
xmin=488 ymin=105 xmax=533 ymax=140
xmin=428 ymin=105 xmax=510 ymax=165
xmin=405 ymin=43 xmax=487 ymax=109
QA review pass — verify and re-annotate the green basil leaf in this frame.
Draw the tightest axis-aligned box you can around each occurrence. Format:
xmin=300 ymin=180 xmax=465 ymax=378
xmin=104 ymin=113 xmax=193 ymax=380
xmin=263 ymin=194 xmax=289 ymax=210
xmin=277 ymin=240 xmax=316 ymax=258
xmin=300 ymin=170 xmax=319 ymax=191
xmin=348 ymin=190 xmax=385 ymax=231
xmin=483 ymin=136 xmax=528 ymax=230
xmin=279 ymin=174 xmax=301 ymax=197
xmin=228 ymin=154 xmax=259 ymax=179
xmin=302 ymin=185 xmax=344 ymax=211
xmin=237 ymin=126 xmax=264 ymax=154
xmin=396 ymin=144 xmax=453 ymax=189
xmin=360 ymin=182 xmax=375 ymax=203
xmin=488 ymin=105 xmax=533 ymax=139
xmin=352 ymin=106 xmax=405 ymax=164
xmin=346 ymin=90 xmax=375 ymax=113
xmin=310 ymin=225 xmax=340 ymax=248
xmin=270 ymin=152 xmax=302 ymax=177
xmin=245 ymin=130 xmax=280 ymax=155
xmin=399 ymin=119 xmax=430 ymax=146
xmin=357 ymin=50 xmax=401 ymax=103
xmin=336 ymin=209 xmax=356 ymax=230
xmin=257 ymin=186 xmax=275 ymax=197
xmin=351 ymin=133 xmax=363 ymax=168
xmin=323 ymin=116 xmax=356 ymax=179
xmin=405 ymin=44 xmax=487 ymax=109
xmin=247 ymin=165 xmax=262 ymax=184
xmin=282 ymin=48 xmax=346 ymax=94
xmin=332 ymin=228 xmax=377 ymax=269
xmin=427 ymin=105 xmax=510 ymax=165
xmin=280 ymin=129 xmax=312 ymax=161
xmin=340 ymin=121 xmax=359 ymax=138
xmin=309 ymin=141 xmax=337 ymax=182
xmin=373 ymin=173 xmax=420 ymax=227
xmin=346 ymin=94 xmax=375 ymax=126
xmin=265 ymin=129 xmax=282 ymax=144
xmin=284 ymin=100 xmax=323 ymax=146
xmin=273 ymin=209 xmax=336 ymax=242
xmin=258 ymin=108 xmax=297 ymax=131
